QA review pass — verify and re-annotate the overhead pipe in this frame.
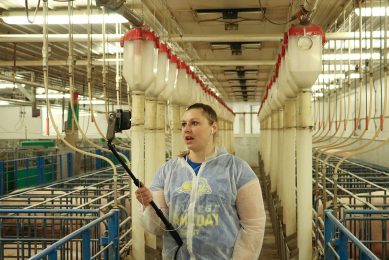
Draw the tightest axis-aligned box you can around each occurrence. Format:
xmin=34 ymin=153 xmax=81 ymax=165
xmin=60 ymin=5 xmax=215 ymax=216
xmin=95 ymin=0 xmax=143 ymax=27
xmin=191 ymin=60 xmax=276 ymax=66
xmin=0 ymin=32 xmax=388 ymax=43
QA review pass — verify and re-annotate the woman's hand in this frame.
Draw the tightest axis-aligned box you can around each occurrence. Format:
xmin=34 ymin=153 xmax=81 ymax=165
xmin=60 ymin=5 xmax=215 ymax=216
xmin=135 ymin=186 xmax=153 ymax=207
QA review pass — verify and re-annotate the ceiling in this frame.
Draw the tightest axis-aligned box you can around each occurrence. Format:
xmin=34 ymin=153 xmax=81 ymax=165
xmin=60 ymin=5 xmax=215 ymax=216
xmin=0 ymin=0 xmax=350 ymax=105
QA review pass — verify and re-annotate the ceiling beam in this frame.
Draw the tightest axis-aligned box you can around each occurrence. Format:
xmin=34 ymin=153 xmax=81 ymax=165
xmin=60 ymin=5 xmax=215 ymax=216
xmin=192 ymin=60 xmax=275 ymax=66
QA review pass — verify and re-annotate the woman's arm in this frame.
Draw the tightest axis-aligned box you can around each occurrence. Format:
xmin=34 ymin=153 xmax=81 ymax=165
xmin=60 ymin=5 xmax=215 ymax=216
xmin=232 ymin=179 xmax=266 ymax=260
xmin=137 ymin=189 xmax=168 ymax=236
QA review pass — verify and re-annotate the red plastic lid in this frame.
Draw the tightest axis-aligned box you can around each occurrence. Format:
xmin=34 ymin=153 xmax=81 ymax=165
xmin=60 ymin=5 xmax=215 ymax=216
xmin=178 ymin=60 xmax=187 ymax=70
xmin=283 ymin=32 xmax=288 ymax=45
xmin=169 ymin=52 xmax=178 ymax=64
xmin=120 ymin=28 xmax=157 ymax=47
xmin=288 ymin=23 xmax=326 ymax=45
xmin=157 ymin=41 xmax=169 ymax=53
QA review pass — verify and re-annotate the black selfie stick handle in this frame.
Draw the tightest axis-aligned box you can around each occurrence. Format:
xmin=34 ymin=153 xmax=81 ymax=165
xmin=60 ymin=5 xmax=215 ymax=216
xmin=107 ymin=142 xmax=183 ymax=247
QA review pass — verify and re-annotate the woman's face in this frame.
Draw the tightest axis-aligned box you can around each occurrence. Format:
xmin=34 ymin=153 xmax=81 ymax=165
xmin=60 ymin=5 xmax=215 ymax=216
xmin=181 ymin=108 xmax=215 ymax=152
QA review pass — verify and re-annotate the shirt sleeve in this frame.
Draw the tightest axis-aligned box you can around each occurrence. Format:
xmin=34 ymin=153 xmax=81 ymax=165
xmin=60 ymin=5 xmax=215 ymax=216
xmin=140 ymin=163 xmax=170 ymax=235
xmin=140 ymin=190 xmax=168 ymax=236
xmin=232 ymin=179 xmax=266 ymax=260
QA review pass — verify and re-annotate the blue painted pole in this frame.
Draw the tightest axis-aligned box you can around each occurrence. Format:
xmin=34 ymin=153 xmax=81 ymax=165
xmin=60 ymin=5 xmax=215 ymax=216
xmin=0 ymin=161 xmax=4 ymax=195
xmin=108 ymin=209 xmax=120 ymax=260
xmin=82 ymin=230 xmax=91 ymax=260
xmin=13 ymin=159 xmax=17 ymax=191
xmin=96 ymin=149 xmax=102 ymax=169
xmin=37 ymin=156 xmax=44 ymax=185
xmin=51 ymin=155 xmax=55 ymax=181
xmin=48 ymin=251 xmax=57 ymax=260
xmin=59 ymin=154 xmax=63 ymax=180
xmin=338 ymin=231 xmax=348 ymax=260
xmin=324 ymin=210 xmax=336 ymax=260
xmin=83 ymin=154 xmax=87 ymax=174
xmin=67 ymin=153 xmax=73 ymax=177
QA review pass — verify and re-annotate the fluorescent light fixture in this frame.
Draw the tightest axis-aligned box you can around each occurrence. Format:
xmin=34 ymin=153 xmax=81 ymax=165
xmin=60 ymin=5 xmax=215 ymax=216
xmin=355 ymin=7 xmax=389 ymax=17
xmin=79 ymin=99 xmax=106 ymax=105
xmin=317 ymin=73 xmax=360 ymax=81
xmin=325 ymin=39 xmax=389 ymax=50
xmin=311 ymin=84 xmax=339 ymax=92
xmin=0 ymin=100 xmax=10 ymax=105
xmin=0 ymin=83 xmax=16 ymax=89
xmin=1 ymin=10 xmax=127 ymax=25
xmin=322 ymin=52 xmax=384 ymax=61
xmin=36 ymin=93 xmax=70 ymax=99
xmin=313 ymin=92 xmax=324 ymax=98
xmin=322 ymin=64 xmax=356 ymax=71
xmin=96 ymin=58 xmax=124 ymax=62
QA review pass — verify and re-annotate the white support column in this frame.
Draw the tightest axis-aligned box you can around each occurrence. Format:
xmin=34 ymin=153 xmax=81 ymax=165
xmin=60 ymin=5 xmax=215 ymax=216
xmin=144 ymin=97 xmax=157 ymax=249
xmin=264 ymin=117 xmax=271 ymax=176
xmin=171 ymin=104 xmax=183 ymax=157
xmin=296 ymin=91 xmax=313 ymax=260
xmin=283 ymin=99 xmax=297 ymax=237
xmin=277 ymin=109 xmax=284 ymax=201
xmin=270 ymin=111 xmax=278 ymax=192
xmin=131 ymin=91 xmax=145 ymax=260
xmin=156 ymin=100 xmax=166 ymax=165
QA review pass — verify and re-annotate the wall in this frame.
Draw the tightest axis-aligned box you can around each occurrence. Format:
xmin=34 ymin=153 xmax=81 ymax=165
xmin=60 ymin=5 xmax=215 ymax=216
xmin=0 ymin=104 xmax=129 ymax=140
xmin=314 ymin=76 xmax=389 ymax=168
xmin=231 ymin=102 xmax=260 ymax=167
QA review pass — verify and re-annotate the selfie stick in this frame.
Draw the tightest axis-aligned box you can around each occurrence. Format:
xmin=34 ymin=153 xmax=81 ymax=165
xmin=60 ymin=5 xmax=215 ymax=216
xmin=106 ymin=111 xmax=183 ymax=249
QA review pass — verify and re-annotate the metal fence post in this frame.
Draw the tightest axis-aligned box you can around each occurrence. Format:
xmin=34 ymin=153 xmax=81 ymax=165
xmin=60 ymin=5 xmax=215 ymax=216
xmin=51 ymin=155 xmax=55 ymax=181
xmin=82 ymin=230 xmax=91 ymax=260
xmin=37 ymin=156 xmax=45 ymax=185
xmin=67 ymin=153 xmax=73 ymax=177
xmin=96 ymin=149 xmax=102 ymax=169
xmin=0 ymin=161 xmax=4 ymax=195
xmin=324 ymin=210 xmax=335 ymax=260
xmin=108 ymin=209 xmax=120 ymax=260
xmin=338 ymin=231 xmax=348 ymax=260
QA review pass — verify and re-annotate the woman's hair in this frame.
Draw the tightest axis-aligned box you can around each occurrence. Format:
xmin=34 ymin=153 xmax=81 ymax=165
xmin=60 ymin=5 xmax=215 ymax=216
xmin=186 ymin=103 xmax=218 ymax=125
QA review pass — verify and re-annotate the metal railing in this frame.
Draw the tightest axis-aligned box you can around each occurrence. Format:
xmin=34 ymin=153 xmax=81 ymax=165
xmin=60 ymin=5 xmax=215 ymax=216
xmin=28 ymin=209 xmax=120 ymax=260
xmin=324 ymin=210 xmax=379 ymax=260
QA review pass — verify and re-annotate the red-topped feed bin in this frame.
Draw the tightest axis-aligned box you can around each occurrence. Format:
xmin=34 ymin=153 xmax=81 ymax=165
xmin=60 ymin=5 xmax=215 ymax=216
xmin=159 ymin=51 xmax=178 ymax=101
xmin=171 ymin=60 xmax=191 ymax=106
xmin=146 ymin=39 xmax=169 ymax=97
xmin=287 ymin=24 xmax=325 ymax=90
xmin=121 ymin=28 xmax=158 ymax=92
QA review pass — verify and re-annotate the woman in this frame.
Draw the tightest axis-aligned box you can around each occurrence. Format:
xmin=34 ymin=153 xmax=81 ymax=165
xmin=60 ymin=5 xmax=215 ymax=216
xmin=136 ymin=103 xmax=266 ymax=259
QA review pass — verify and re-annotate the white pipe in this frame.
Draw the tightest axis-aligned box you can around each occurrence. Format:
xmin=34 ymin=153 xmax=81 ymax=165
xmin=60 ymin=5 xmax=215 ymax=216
xmin=0 ymin=32 xmax=383 ymax=43
xmin=270 ymin=111 xmax=278 ymax=192
xmin=264 ymin=117 xmax=271 ymax=176
xmin=296 ymin=91 xmax=313 ymax=260
xmin=282 ymin=99 xmax=297 ymax=237
xmin=171 ymin=104 xmax=183 ymax=157
xmin=277 ymin=109 xmax=284 ymax=204
xmin=131 ymin=91 xmax=146 ymax=260
xmin=144 ymin=97 xmax=157 ymax=249
xmin=0 ymin=59 xmax=119 ymax=67
xmin=156 ymin=100 xmax=167 ymax=166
